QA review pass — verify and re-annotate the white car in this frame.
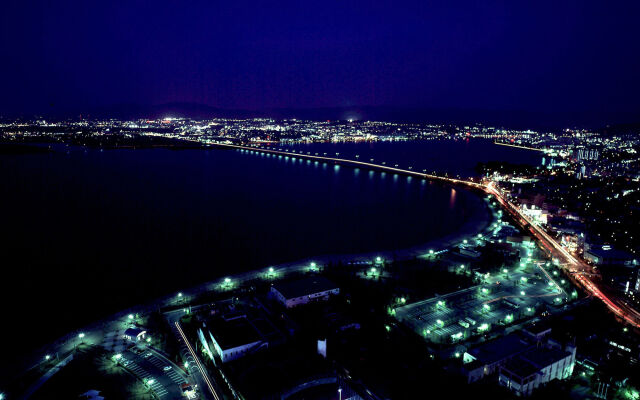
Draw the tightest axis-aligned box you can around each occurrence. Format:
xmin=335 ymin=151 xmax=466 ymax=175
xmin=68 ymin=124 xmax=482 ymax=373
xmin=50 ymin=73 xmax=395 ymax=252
xmin=163 ymin=366 xmax=172 ymax=371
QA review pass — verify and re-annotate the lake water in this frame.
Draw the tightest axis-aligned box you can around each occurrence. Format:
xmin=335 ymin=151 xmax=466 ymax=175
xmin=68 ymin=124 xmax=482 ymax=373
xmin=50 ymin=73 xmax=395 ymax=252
xmin=283 ymin=138 xmax=542 ymax=177
xmin=0 ymin=139 xmax=535 ymax=367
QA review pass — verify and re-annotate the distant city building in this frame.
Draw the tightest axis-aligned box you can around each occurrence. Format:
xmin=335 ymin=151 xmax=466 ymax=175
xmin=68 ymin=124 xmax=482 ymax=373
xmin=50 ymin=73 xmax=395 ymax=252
xmin=271 ymin=277 xmax=340 ymax=308
xmin=574 ymin=148 xmax=599 ymax=161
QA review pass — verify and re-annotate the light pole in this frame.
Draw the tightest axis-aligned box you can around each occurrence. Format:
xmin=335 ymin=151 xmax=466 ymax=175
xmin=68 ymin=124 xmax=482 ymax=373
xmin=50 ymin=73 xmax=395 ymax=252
xmin=338 ymin=387 xmax=342 ymax=400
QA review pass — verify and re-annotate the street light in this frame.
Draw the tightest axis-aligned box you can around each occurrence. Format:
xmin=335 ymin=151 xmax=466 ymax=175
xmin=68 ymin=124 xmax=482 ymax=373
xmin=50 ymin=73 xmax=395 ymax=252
xmin=338 ymin=388 xmax=342 ymax=400
xmin=78 ymin=333 xmax=85 ymax=339
xmin=128 ymin=314 xmax=134 ymax=320
xmin=45 ymin=354 xmax=51 ymax=361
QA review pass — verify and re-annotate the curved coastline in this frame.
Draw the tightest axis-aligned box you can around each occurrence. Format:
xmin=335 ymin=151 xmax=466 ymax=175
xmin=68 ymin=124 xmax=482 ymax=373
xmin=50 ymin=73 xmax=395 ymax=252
xmin=18 ymin=184 xmax=496 ymax=373
xmin=7 ymin=147 xmax=499 ymax=395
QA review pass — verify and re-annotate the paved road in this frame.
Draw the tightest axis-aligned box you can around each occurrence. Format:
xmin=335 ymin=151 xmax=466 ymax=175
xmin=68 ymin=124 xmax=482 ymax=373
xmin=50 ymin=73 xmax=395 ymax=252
xmin=165 ymin=310 xmax=223 ymax=400
xmin=486 ymin=183 xmax=640 ymax=328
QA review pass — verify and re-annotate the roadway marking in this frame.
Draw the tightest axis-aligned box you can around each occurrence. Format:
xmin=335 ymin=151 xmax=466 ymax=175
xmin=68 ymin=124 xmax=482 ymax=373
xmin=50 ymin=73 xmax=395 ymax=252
xmin=175 ymin=321 xmax=221 ymax=400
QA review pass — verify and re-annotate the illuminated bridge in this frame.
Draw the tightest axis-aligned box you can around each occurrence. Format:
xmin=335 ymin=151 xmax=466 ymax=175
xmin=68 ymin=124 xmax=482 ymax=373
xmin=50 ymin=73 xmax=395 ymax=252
xmin=209 ymin=141 xmax=640 ymax=329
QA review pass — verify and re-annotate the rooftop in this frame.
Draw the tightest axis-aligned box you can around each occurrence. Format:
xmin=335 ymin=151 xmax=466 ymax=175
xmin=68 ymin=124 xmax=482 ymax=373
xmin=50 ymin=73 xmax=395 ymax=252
xmin=468 ymin=333 xmax=533 ymax=365
xmin=208 ymin=316 xmax=263 ymax=350
xmin=520 ymin=347 xmax=570 ymax=368
xmin=502 ymin=358 xmax=540 ymax=379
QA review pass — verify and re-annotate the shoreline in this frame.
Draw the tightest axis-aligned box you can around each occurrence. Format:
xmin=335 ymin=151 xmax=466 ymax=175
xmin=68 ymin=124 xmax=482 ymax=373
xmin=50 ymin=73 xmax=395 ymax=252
xmin=21 ymin=189 xmax=495 ymax=367
xmin=6 ymin=145 xmax=498 ymax=391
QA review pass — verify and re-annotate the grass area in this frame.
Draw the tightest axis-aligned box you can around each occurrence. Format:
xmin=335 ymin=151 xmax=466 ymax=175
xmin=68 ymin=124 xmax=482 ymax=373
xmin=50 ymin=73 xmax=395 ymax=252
xmin=32 ymin=345 xmax=155 ymax=400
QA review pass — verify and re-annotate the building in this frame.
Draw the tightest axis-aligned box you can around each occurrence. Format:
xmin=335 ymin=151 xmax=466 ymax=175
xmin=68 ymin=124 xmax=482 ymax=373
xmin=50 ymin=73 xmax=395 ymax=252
xmin=271 ymin=277 xmax=339 ymax=308
xmin=463 ymin=324 xmax=575 ymax=393
xmin=498 ymin=345 xmax=576 ymax=396
xmin=584 ymin=246 xmax=635 ymax=267
xmin=204 ymin=315 xmax=267 ymax=363
xmin=123 ymin=327 xmax=147 ymax=342
xmin=463 ymin=333 xmax=533 ymax=383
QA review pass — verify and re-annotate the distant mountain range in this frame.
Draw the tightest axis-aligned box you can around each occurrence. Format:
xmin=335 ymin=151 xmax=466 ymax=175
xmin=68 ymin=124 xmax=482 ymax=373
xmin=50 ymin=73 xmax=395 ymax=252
xmin=5 ymin=102 xmax=640 ymax=132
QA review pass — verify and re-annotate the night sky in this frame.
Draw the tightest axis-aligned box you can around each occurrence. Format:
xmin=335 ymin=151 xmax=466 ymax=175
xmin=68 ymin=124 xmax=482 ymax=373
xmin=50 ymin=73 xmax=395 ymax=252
xmin=1 ymin=1 xmax=639 ymax=124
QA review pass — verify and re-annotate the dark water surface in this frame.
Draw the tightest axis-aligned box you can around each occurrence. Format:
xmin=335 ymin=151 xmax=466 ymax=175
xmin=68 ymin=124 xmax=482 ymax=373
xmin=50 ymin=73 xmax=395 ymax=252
xmin=284 ymin=138 xmax=542 ymax=177
xmin=0 ymin=139 xmax=529 ymax=367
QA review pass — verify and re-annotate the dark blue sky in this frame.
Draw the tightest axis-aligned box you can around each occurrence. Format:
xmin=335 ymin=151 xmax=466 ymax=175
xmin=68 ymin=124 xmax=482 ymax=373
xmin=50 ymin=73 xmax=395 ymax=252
xmin=1 ymin=0 xmax=639 ymax=124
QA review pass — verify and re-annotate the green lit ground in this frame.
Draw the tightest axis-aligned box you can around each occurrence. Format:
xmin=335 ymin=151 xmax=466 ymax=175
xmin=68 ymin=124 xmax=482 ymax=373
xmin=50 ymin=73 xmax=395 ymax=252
xmin=395 ymin=237 xmax=576 ymax=345
xmin=30 ymin=346 xmax=155 ymax=400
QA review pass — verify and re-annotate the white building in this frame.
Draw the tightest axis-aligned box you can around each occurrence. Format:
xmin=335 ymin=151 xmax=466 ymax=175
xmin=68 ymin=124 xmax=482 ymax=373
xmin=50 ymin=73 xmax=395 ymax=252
xmin=205 ymin=315 xmax=266 ymax=363
xmin=498 ymin=345 xmax=576 ymax=396
xmin=271 ymin=277 xmax=339 ymax=308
